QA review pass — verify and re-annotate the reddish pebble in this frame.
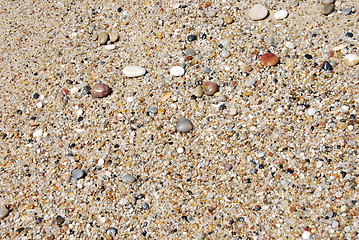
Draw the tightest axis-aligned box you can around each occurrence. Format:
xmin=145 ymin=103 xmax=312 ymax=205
xmin=91 ymin=83 xmax=111 ymax=98
xmin=327 ymin=50 xmax=334 ymax=57
xmin=260 ymin=52 xmax=279 ymax=66
xmin=61 ymin=88 xmax=69 ymax=95
xmin=202 ymin=81 xmax=219 ymax=96
xmin=185 ymin=56 xmax=193 ymax=61
xmin=224 ymin=163 xmax=233 ymax=171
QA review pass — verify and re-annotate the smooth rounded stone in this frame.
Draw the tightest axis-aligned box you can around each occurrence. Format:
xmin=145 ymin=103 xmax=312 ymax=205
xmin=223 ymin=15 xmax=234 ymax=24
xmin=284 ymin=42 xmax=295 ymax=49
xmin=185 ymin=49 xmax=195 ymax=56
xmin=343 ymin=53 xmax=359 ymax=66
xmin=321 ymin=0 xmax=335 ymax=4
xmin=72 ymin=169 xmax=85 ymax=179
xmin=265 ymin=36 xmax=277 ymax=47
xmin=170 ymin=66 xmax=185 ymax=76
xmin=194 ymin=85 xmax=203 ymax=98
xmin=224 ymin=163 xmax=233 ymax=171
xmin=321 ymin=4 xmax=334 ymax=15
xmin=91 ymin=32 xmax=98 ymax=41
xmin=207 ymin=10 xmax=217 ymax=17
xmin=175 ymin=117 xmax=193 ymax=133
xmin=187 ymin=34 xmax=197 ymax=42
xmin=98 ymin=31 xmax=109 ymax=45
xmin=307 ymin=108 xmax=316 ymax=115
xmin=202 ymin=81 xmax=219 ymax=96
xmin=302 ymin=231 xmax=311 ymax=239
xmin=248 ymin=4 xmax=268 ymax=20
xmin=106 ymin=227 xmax=118 ymax=236
xmin=341 ymin=7 xmax=352 ymax=15
xmin=220 ymin=49 xmax=230 ymax=58
xmin=108 ymin=32 xmax=119 ymax=42
xmin=122 ymin=174 xmax=136 ymax=183
xmin=103 ymin=45 xmax=116 ymax=50
xmin=91 ymin=83 xmax=111 ymax=98
xmin=0 ymin=205 xmax=9 ymax=219
xmin=244 ymin=78 xmax=256 ymax=87
xmin=274 ymin=10 xmax=288 ymax=19
xmin=123 ymin=66 xmax=146 ymax=77
xmin=321 ymin=61 xmax=333 ymax=71
xmin=260 ymin=53 xmax=279 ymax=66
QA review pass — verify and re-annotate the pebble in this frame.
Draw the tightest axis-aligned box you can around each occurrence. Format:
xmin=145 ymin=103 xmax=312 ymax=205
xmin=175 ymin=117 xmax=193 ymax=133
xmin=91 ymin=83 xmax=111 ymax=98
xmin=223 ymin=15 xmax=234 ymax=24
xmin=285 ymin=42 xmax=295 ymax=49
xmin=72 ymin=169 xmax=85 ymax=179
xmin=104 ymin=45 xmax=116 ymax=50
xmin=194 ymin=85 xmax=203 ymax=98
xmin=224 ymin=163 xmax=233 ymax=171
xmin=0 ymin=205 xmax=9 ymax=219
xmin=321 ymin=61 xmax=333 ymax=71
xmin=265 ymin=36 xmax=277 ymax=47
xmin=341 ymin=7 xmax=352 ymax=15
xmin=108 ymin=32 xmax=119 ymax=42
xmin=302 ymin=231 xmax=311 ymax=239
xmin=202 ymin=81 xmax=219 ymax=96
xmin=322 ymin=4 xmax=334 ymax=15
xmin=33 ymin=129 xmax=43 ymax=138
xmin=307 ymin=108 xmax=316 ymax=115
xmin=343 ymin=53 xmax=359 ymax=66
xmin=170 ymin=66 xmax=185 ymax=76
xmin=273 ymin=10 xmax=288 ymax=20
xmin=321 ymin=0 xmax=335 ymax=4
xmin=248 ymin=4 xmax=268 ymax=20
xmin=260 ymin=53 xmax=279 ymax=66
xmin=122 ymin=66 xmax=146 ymax=77
xmin=98 ymin=31 xmax=109 ymax=45
xmin=187 ymin=34 xmax=197 ymax=42
xmin=122 ymin=174 xmax=136 ymax=183
xmin=244 ymin=78 xmax=256 ymax=87
xmin=106 ymin=227 xmax=118 ymax=236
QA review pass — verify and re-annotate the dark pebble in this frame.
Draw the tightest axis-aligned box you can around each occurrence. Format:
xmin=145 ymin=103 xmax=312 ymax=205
xmin=321 ymin=61 xmax=333 ymax=71
xmin=82 ymin=86 xmax=91 ymax=95
xmin=66 ymin=79 xmax=73 ymax=84
xmin=187 ymin=34 xmax=197 ymax=42
xmin=33 ymin=93 xmax=40 ymax=99
xmin=117 ymin=7 xmax=123 ymax=12
xmin=56 ymin=215 xmax=65 ymax=225
xmin=345 ymin=32 xmax=353 ymax=38
xmin=72 ymin=169 xmax=85 ymax=179
xmin=304 ymin=54 xmax=313 ymax=59
xmin=142 ymin=203 xmax=150 ymax=210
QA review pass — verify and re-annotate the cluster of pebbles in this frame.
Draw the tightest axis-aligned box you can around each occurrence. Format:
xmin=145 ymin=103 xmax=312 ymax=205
xmin=0 ymin=0 xmax=358 ymax=239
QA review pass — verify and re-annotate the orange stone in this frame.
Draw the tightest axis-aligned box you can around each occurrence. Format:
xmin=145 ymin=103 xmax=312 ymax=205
xmin=260 ymin=52 xmax=279 ymax=66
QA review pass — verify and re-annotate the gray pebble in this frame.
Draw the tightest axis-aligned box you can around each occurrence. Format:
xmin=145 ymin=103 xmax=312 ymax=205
xmin=106 ymin=227 xmax=118 ymax=236
xmin=175 ymin=117 xmax=193 ymax=133
xmin=341 ymin=7 xmax=352 ymax=15
xmin=142 ymin=203 xmax=150 ymax=210
xmin=321 ymin=0 xmax=335 ymax=4
xmin=72 ymin=169 xmax=85 ymax=179
xmin=185 ymin=49 xmax=195 ymax=56
xmin=224 ymin=163 xmax=233 ymax=171
xmin=122 ymin=174 xmax=136 ymax=183
xmin=148 ymin=107 xmax=158 ymax=114
xmin=265 ymin=36 xmax=277 ymax=47
xmin=0 ymin=205 xmax=9 ymax=219
xmin=244 ymin=78 xmax=256 ymax=87
xmin=321 ymin=4 xmax=334 ymax=15
xmin=202 ymin=67 xmax=211 ymax=74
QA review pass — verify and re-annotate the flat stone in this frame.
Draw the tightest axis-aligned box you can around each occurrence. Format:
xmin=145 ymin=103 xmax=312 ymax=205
xmin=321 ymin=0 xmax=335 ymax=4
xmin=72 ymin=169 xmax=85 ymax=179
xmin=194 ymin=85 xmax=203 ymax=98
xmin=108 ymin=32 xmax=119 ymax=42
xmin=122 ymin=174 xmax=136 ymax=183
xmin=176 ymin=117 xmax=193 ymax=133
xmin=248 ymin=4 xmax=268 ymax=20
xmin=341 ymin=7 xmax=352 ymax=15
xmin=321 ymin=4 xmax=334 ymax=15
xmin=0 ymin=205 xmax=9 ymax=219
xmin=274 ymin=10 xmax=288 ymax=19
xmin=244 ymin=78 xmax=256 ymax=87
xmin=343 ymin=53 xmax=359 ymax=66
xmin=170 ymin=66 xmax=185 ymax=76
xmin=123 ymin=66 xmax=146 ymax=77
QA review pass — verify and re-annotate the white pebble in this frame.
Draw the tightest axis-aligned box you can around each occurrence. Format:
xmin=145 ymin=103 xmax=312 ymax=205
xmin=244 ymin=78 xmax=256 ymax=87
xmin=36 ymin=102 xmax=43 ymax=108
xmin=177 ymin=147 xmax=184 ymax=154
xmin=123 ymin=65 xmax=146 ymax=77
xmin=302 ymin=231 xmax=311 ymax=239
xmin=248 ymin=4 xmax=268 ymax=20
xmin=274 ymin=10 xmax=288 ymax=20
xmin=285 ymin=42 xmax=295 ymax=49
xmin=307 ymin=108 xmax=316 ymax=116
xmin=76 ymin=109 xmax=83 ymax=116
xmin=33 ymin=129 xmax=43 ymax=138
xmin=103 ymin=44 xmax=116 ymax=50
xmin=70 ymin=87 xmax=79 ymax=94
xmin=170 ymin=66 xmax=185 ymax=76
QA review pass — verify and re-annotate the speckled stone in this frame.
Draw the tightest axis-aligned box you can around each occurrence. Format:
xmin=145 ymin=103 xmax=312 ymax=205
xmin=343 ymin=53 xmax=359 ymax=66
xmin=175 ymin=117 xmax=193 ymax=133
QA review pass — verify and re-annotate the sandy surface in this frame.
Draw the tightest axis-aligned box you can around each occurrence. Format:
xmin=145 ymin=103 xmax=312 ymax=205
xmin=0 ymin=0 xmax=358 ymax=239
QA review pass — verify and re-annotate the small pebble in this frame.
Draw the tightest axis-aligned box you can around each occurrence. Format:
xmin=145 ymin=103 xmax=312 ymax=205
xmin=341 ymin=7 xmax=352 ymax=15
xmin=175 ymin=117 xmax=193 ymax=133
xmin=202 ymin=81 xmax=219 ymax=96
xmin=56 ymin=215 xmax=65 ymax=225
xmin=98 ymin=31 xmax=109 ymax=45
xmin=307 ymin=108 xmax=316 ymax=115
xmin=345 ymin=32 xmax=353 ymax=38
xmin=321 ymin=61 xmax=333 ymax=71
xmin=106 ymin=227 xmax=118 ymax=236
xmin=33 ymin=129 xmax=43 ymax=138
xmin=142 ymin=203 xmax=150 ymax=210
xmin=194 ymin=85 xmax=203 ymax=98
xmin=265 ymin=36 xmax=277 ymax=47
xmin=187 ymin=34 xmax=197 ymax=42
xmin=321 ymin=0 xmax=335 ymax=4
xmin=260 ymin=53 xmax=279 ymax=66
xmin=91 ymin=83 xmax=111 ymax=98
xmin=123 ymin=66 xmax=146 ymax=77
xmin=170 ymin=66 xmax=185 ymax=76
xmin=122 ymin=174 xmax=136 ymax=183
xmin=343 ymin=53 xmax=359 ymax=66
xmin=248 ymin=4 xmax=268 ymax=20
xmin=224 ymin=163 xmax=233 ymax=171
xmin=321 ymin=4 xmax=334 ymax=15
xmin=108 ymin=32 xmax=119 ymax=42
xmin=223 ymin=15 xmax=234 ymax=24
xmin=244 ymin=78 xmax=256 ymax=87
xmin=72 ymin=169 xmax=85 ymax=179
xmin=0 ymin=205 xmax=9 ymax=219
xmin=273 ymin=10 xmax=288 ymax=20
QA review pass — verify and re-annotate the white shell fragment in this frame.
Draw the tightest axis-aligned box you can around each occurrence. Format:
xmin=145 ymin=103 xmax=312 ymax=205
xmin=123 ymin=66 xmax=146 ymax=77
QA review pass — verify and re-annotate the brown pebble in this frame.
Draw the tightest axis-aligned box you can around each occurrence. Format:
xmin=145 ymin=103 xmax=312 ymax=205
xmin=224 ymin=163 xmax=233 ymax=171
xmin=91 ymin=83 xmax=111 ymax=98
xmin=260 ymin=52 xmax=279 ymax=66
xmin=98 ymin=31 xmax=109 ymax=45
xmin=61 ymin=88 xmax=69 ymax=95
xmin=202 ymin=81 xmax=219 ymax=96
xmin=327 ymin=50 xmax=334 ymax=57
xmin=108 ymin=32 xmax=119 ymax=42
xmin=321 ymin=4 xmax=334 ymax=15
xmin=194 ymin=85 xmax=204 ymax=98
xmin=223 ymin=15 xmax=234 ymax=24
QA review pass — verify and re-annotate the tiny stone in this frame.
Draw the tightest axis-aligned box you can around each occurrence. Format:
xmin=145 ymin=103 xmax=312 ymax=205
xmin=260 ymin=53 xmax=279 ymax=66
xmin=108 ymin=32 xmax=119 ymax=42
xmin=248 ymin=4 xmax=268 ymax=20
xmin=123 ymin=66 xmax=146 ymax=77
xmin=91 ymin=83 xmax=111 ymax=98
xmin=106 ymin=228 xmax=118 ymax=236
xmin=345 ymin=32 xmax=353 ymax=38
xmin=33 ymin=129 xmax=43 ymax=138
xmin=341 ymin=7 xmax=352 ymax=15
xmin=302 ymin=231 xmax=311 ymax=239
xmin=321 ymin=0 xmax=335 ymax=4
xmin=122 ymin=174 xmax=136 ymax=183
xmin=91 ymin=32 xmax=98 ymax=41
xmin=194 ymin=85 xmax=203 ymax=98
xmin=72 ymin=169 xmax=85 ymax=179
xmin=307 ymin=108 xmax=316 ymax=115
xmin=220 ymin=49 xmax=230 ymax=58
xmin=104 ymin=45 xmax=116 ymax=50
xmin=273 ymin=10 xmax=288 ymax=20
xmin=0 ymin=205 xmax=9 ymax=219
xmin=33 ymin=93 xmax=40 ymax=99
xmin=142 ymin=203 xmax=150 ymax=210
xmin=176 ymin=117 xmax=193 ymax=133
xmin=202 ymin=81 xmax=219 ymax=96
xmin=244 ymin=78 xmax=256 ymax=87
xmin=170 ymin=66 xmax=185 ymax=76
xmin=223 ymin=15 xmax=234 ymax=24
xmin=321 ymin=4 xmax=334 ymax=15
xmin=187 ymin=34 xmax=197 ymax=42
xmin=98 ymin=31 xmax=109 ymax=45
xmin=284 ymin=42 xmax=295 ymax=49
xmin=56 ymin=215 xmax=65 ymax=225
xmin=265 ymin=36 xmax=277 ymax=47
xmin=343 ymin=53 xmax=359 ymax=66
xmin=321 ymin=61 xmax=333 ymax=71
